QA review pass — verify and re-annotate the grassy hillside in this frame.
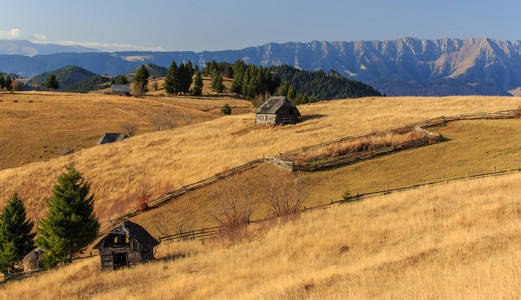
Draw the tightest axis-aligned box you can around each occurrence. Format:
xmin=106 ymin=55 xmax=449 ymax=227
xmin=1 ymin=95 xmax=520 ymax=227
xmin=0 ymin=91 xmax=253 ymax=170
xmin=2 ymin=172 xmax=521 ymax=299
xmin=27 ymin=65 xmax=96 ymax=89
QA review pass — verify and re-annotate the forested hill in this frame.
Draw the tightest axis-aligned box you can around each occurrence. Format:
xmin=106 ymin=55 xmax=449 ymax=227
xmin=271 ymin=65 xmax=381 ymax=99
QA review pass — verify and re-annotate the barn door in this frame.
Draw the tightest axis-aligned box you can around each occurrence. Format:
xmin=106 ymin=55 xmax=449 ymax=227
xmin=113 ymin=252 xmax=128 ymax=270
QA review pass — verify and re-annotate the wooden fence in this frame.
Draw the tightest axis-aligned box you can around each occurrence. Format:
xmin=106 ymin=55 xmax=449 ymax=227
xmin=159 ymin=165 xmax=521 ymax=243
xmin=101 ymin=109 xmax=519 ymax=231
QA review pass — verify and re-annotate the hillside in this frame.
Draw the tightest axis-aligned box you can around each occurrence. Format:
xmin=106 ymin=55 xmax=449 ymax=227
xmin=0 ymin=39 xmax=100 ymax=56
xmin=2 ymin=171 xmax=521 ymax=298
xmin=0 ymin=95 xmax=520 ymax=229
xmin=0 ymin=91 xmax=252 ymax=170
xmin=27 ymin=65 xmax=96 ymax=90
xmin=2 ymin=37 xmax=521 ymax=95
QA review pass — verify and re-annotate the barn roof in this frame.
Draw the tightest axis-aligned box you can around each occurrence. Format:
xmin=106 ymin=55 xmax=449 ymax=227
xmin=93 ymin=221 xmax=159 ymax=249
xmin=96 ymin=133 xmax=128 ymax=145
xmin=111 ymin=84 xmax=130 ymax=93
xmin=255 ymin=96 xmax=300 ymax=115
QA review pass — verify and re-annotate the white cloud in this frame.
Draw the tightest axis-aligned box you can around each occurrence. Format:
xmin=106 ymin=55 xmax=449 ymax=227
xmin=0 ymin=28 xmax=24 ymax=39
xmin=52 ymin=40 xmax=165 ymax=52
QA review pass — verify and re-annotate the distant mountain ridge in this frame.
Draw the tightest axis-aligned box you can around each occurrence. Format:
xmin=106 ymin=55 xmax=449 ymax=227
xmin=0 ymin=40 xmax=100 ymax=56
xmin=2 ymin=37 xmax=521 ymax=96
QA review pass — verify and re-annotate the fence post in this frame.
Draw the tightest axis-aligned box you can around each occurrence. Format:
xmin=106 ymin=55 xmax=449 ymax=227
xmin=442 ymin=173 xmax=445 ymax=182
xmin=467 ymin=169 xmax=470 ymax=178
xmin=494 ymin=165 xmax=497 ymax=175
xmin=413 ymin=178 xmax=416 ymax=187
xmin=387 ymin=183 xmax=389 ymax=193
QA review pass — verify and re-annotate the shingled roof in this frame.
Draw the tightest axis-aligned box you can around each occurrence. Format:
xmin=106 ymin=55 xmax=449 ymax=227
xmin=255 ymin=96 xmax=300 ymax=116
xmin=93 ymin=220 xmax=159 ymax=250
xmin=96 ymin=133 xmax=128 ymax=145
xmin=111 ymin=84 xmax=130 ymax=93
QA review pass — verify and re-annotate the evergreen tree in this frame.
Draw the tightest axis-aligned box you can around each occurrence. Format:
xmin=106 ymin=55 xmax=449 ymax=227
xmin=178 ymin=62 xmax=193 ymax=94
xmin=0 ymin=193 xmax=35 ymax=276
xmin=220 ymin=103 xmax=232 ymax=115
xmin=5 ymin=75 xmax=12 ymax=91
xmin=0 ymin=74 xmax=5 ymax=89
xmin=192 ymin=69 xmax=203 ymax=96
xmin=46 ymin=74 xmax=59 ymax=90
xmin=163 ymin=60 xmax=178 ymax=95
xmin=133 ymin=64 xmax=149 ymax=96
xmin=36 ymin=162 xmax=99 ymax=267
xmin=113 ymin=75 xmax=129 ymax=85
xmin=212 ymin=71 xmax=225 ymax=93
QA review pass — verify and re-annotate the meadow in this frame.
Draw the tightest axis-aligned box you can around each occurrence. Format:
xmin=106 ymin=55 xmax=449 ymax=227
xmin=2 ymin=171 xmax=521 ymax=299
xmin=1 ymin=95 xmax=520 ymax=227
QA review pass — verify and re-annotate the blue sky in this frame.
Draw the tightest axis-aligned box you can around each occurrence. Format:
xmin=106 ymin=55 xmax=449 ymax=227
xmin=1 ymin=0 xmax=519 ymax=52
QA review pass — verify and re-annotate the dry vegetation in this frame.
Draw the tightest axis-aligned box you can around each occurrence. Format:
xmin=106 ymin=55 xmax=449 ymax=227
xmin=3 ymin=172 xmax=521 ymax=299
xmin=0 ymin=90 xmax=252 ymax=170
xmin=1 ymin=95 xmax=521 ymax=227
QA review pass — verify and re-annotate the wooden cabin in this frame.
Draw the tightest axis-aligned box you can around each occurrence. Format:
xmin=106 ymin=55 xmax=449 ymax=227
xmin=111 ymin=84 xmax=131 ymax=96
xmin=255 ymin=96 xmax=301 ymax=125
xmin=93 ymin=221 xmax=159 ymax=271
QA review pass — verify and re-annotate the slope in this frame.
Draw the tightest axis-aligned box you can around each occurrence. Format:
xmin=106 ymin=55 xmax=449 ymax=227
xmin=27 ymin=65 xmax=96 ymax=89
xmin=0 ymin=95 xmax=520 ymax=229
xmin=2 ymin=170 xmax=521 ymax=299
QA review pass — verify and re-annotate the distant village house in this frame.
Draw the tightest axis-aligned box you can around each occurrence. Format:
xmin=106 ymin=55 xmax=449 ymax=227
xmin=255 ymin=96 xmax=301 ymax=125
xmin=93 ymin=221 xmax=159 ymax=271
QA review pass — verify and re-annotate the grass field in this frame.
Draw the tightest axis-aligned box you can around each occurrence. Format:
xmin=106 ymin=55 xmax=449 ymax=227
xmin=2 ymin=171 xmax=521 ymax=299
xmin=1 ymin=95 xmax=520 ymax=227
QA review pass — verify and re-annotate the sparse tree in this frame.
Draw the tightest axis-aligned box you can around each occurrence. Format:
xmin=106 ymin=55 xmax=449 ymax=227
xmin=163 ymin=60 xmax=178 ymax=95
xmin=10 ymin=79 xmax=20 ymax=92
xmin=36 ymin=162 xmax=99 ymax=267
xmin=135 ymin=174 xmax=152 ymax=212
xmin=46 ymin=74 xmax=59 ymax=90
xmin=0 ymin=193 xmax=35 ymax=277
xmin=212 ymin=71 xmax=225 ymax=93
xmin=133 ymin=65 xmax=149 ymax=96
xmin=262 ymin=170 xmax=305 ymax=220
xmin=120 ymin=121 xmax=139 ymax=137
xmin=192 ymin=69 xmax=203 ymax=96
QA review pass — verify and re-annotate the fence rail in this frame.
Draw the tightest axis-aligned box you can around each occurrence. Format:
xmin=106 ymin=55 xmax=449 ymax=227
xmin=100 ymin=109 xmax=519 ymax=231
xmin=159 ymin=166 xmax=521 ymax=243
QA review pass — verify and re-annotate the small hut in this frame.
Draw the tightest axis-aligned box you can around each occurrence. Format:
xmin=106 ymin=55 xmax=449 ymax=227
xmin=93 ymin=221 xmax=159 ymax=271
xmin=96 ymin=133 xmax=128 ymax=145
xmin=255 ymin=96 xmax=301 ymax=125
xmin=22 ymin=248 xmax=45 ymax=272
xmin=111 ymin=84 xmax=131 ymax=96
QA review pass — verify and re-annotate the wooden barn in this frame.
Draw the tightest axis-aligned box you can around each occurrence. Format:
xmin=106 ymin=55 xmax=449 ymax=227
xmin=255 ymin=96 xmax=301 ymax=125
xmin=93 ymin=221 xmax=159 ymax=271
xmin=111 ymin=84 xmax=131 ymax=96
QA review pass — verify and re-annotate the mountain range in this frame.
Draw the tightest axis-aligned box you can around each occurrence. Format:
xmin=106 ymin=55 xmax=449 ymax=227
xmin=1 ymin=37 xmax=521 ymax=96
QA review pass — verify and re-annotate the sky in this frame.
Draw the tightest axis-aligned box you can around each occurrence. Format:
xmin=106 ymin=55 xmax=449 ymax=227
xmin=1 ymin=0 xmax=520 ymax=52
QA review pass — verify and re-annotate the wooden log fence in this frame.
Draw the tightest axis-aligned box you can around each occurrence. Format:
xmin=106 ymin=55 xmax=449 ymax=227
xmin=100 ymin=109 xmax=519 ymax=231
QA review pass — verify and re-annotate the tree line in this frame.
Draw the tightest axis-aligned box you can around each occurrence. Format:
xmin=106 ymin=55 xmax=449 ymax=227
xmin=0 ymin=73 xmax=20 ymax=92
xmin=0 ymin=163 xmax=99 ymax=278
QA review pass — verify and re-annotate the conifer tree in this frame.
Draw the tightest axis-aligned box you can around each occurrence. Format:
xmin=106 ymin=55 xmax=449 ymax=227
xmin=192 ymin=69 xmax=203 ymax=96
xmin=5 ymin=75 xmax=12 ymax=91
xmin=163 ymin=60 xmax=178 ymax=95
xmin=36 ymin=162 xmax=99 ymax=267
xmin=212 ymin=71 xmax=225 ymax=93
xmin=133 ymin=65 xmax=149 ymax=96
xmin=0 ymin=193 xmax=35 ymax=276
xmin=0 ymin=74 xmax=5 ymax=89
xmin=46 ymin=74 xmax=59 ymax=90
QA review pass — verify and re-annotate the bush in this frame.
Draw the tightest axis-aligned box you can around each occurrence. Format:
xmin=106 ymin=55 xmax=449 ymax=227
xmin=220 ymin=104 xmax=232 ymax=115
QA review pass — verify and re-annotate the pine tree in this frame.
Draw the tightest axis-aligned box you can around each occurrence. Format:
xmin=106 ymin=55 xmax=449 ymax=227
xmin=0 ymin=74 xmax=5 ymax=89
xmin=163 ymin=60 xmax=178 ymax=95
xmin=0 ymin=193 xmax=35 ymax=276
xmin=36 ymin=162 xmax=99 ymax=267
xmin=192 ymin=70 xmax=203 ymax=96
xmin=212 ymin=71 xmax=225 ymax=93
xmin=5 ymin=75 xmax=12 ymax=91
xmin=46 ymin=74 xmax=59 ymax=90
xmin=133 ymin=65 xmax=149 ymax=96
xmin=220 ymin=103 xmax=232 ymax=115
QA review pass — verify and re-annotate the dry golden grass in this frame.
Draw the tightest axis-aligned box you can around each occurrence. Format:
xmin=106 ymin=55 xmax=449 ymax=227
xmin=0 ymin=90 xmax=252 ymax=170
xmin=1 ymin=95 xmax=521 ymax=225
xmin=3 ymin=172 xmax=521 ymax=299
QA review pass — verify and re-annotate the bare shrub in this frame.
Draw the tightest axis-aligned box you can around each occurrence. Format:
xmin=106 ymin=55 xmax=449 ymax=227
xmin=135 ymin=175 xmax=152 ymax=212
xmin=148 ymin=110 xmax=176 ymax=131
xmin=209 ymin=176 xmax=255 ymax=241
xmin=261 ymin=169 xmax=305 ymax=220
xmin=120 ymin=121 xmax=139 ymax=137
